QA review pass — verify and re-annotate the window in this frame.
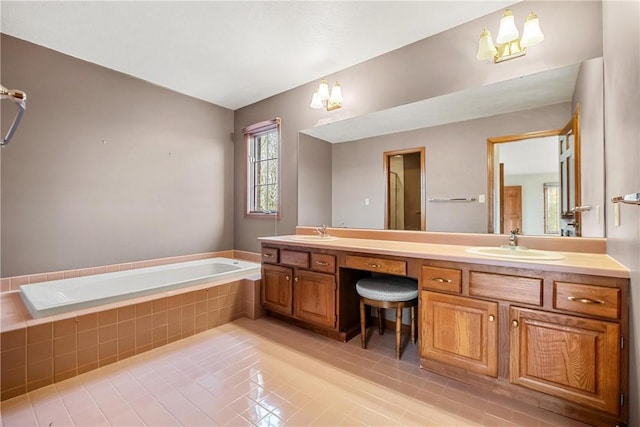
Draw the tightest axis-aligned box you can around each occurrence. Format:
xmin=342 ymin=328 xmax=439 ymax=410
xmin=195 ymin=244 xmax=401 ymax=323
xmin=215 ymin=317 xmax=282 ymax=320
xmin=243 ymin=118 xmax=281 ymax=217
xmin=543 ymin=182 xmax=560 ymax=234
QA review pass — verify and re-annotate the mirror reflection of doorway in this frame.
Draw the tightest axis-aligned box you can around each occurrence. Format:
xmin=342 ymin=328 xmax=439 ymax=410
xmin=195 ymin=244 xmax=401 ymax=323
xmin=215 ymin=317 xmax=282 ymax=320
xmin=502 ymin=185 xmax=523 ymax=233
xmin=384 ymin=148 xmax=425 ymax=231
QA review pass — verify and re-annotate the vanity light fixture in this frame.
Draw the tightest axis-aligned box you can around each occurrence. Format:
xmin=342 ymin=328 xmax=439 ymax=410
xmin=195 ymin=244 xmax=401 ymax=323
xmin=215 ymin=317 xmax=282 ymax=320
xmin=309 ymin=79 xmax=343 ymax=111
xmin=476 ymin=10 xmax=544 ymax=63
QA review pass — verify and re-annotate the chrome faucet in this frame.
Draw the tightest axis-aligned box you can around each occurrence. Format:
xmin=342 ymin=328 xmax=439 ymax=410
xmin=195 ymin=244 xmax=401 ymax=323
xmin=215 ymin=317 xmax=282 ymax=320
xmin=509 ymin=228 xmax=519 ymax=247
xmin=315 ymin=224 xmax=329 ymax=238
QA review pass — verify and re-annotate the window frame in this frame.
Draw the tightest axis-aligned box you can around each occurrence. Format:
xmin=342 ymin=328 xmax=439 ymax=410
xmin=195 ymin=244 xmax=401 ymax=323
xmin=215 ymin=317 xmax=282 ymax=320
xmin=243 ymin=118 xmax=281 ymax=219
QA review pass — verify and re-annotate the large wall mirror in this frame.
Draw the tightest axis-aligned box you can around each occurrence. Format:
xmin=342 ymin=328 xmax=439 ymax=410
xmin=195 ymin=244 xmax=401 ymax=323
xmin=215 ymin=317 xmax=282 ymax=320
xmin=487 ymin=106 xmax=581 ymax=237
xmin=297 ymin=57 xmax=604 ymax=238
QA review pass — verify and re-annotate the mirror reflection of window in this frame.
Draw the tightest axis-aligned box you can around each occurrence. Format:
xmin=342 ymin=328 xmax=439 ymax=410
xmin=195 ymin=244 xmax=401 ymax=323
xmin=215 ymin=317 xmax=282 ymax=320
xmin=544 ymin=183 xmax=560 ymax=234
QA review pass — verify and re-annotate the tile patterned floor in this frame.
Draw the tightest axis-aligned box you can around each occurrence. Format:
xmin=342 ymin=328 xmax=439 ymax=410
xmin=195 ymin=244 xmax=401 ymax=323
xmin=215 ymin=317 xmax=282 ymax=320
xmin=0 ymin=316 xmax=591 ymax=426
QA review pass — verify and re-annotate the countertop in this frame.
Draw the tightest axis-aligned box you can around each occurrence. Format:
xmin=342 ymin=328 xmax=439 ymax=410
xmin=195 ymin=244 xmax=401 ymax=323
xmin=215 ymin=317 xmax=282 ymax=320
xmin=258 ymin=235 xmax=630 ymax=279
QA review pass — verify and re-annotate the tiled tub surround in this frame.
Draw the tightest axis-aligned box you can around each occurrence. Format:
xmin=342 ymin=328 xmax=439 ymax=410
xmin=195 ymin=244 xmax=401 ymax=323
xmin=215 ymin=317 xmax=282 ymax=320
xmin=20 ymin=257 xmax=260 ymax=319
xmin=0 ymin=250 xmax=261 ymax=293
xmin=0 ymin=251 xmax=263 ymax=401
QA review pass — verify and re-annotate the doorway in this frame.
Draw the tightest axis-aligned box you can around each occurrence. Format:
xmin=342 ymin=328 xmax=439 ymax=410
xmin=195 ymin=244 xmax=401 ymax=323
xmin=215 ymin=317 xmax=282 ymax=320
xmin=384 ymin=148 xmax=425 ymax=231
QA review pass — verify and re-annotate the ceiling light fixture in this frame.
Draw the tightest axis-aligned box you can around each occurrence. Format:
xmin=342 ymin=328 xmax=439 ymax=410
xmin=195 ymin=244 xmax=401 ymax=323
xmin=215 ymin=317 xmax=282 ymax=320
xmin=476 ymin=10 xmax=544 ymax=63
xmin=309 ymin=79 xmax=343 ymax=111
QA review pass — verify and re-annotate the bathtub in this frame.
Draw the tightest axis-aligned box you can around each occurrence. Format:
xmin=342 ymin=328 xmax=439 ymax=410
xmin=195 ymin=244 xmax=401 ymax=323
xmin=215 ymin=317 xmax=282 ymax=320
xmin=19 ymin=257 xmax=261 ymax=319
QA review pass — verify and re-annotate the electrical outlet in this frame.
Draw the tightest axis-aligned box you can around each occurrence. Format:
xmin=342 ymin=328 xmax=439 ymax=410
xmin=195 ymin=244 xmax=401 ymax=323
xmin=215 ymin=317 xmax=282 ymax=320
xmin=364 ymin=198 xmax=370 ymax=206
xmin=478 ymin=194 xmax=485 ymax=203
xmin=614 ymin=203 xmax=620 ymax=226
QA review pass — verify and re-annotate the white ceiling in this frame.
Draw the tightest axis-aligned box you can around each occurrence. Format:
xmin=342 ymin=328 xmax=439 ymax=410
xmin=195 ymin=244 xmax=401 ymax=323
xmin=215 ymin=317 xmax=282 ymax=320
xmin=0 ymin=1 xmax=517 ymax=110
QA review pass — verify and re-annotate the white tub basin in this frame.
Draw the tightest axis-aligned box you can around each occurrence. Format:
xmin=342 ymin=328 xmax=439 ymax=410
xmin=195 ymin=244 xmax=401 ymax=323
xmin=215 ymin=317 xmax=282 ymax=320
xmin=289 ymin=235 xmax=340 ymax=242
xmin=465 ymin=246 xmax=565 ymax=261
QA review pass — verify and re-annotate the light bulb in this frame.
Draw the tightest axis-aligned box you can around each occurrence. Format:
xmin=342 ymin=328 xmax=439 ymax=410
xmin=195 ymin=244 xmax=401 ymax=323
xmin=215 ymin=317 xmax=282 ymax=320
xmin=521 ymin=12 xmax=544 ymax=47
xmin=476 ymin=29 xmax=497 ymax=61
xmin=496 ymin=10 xmax=519 ymax=44
xmin=309 ymin=91 xmax=323 ymax=109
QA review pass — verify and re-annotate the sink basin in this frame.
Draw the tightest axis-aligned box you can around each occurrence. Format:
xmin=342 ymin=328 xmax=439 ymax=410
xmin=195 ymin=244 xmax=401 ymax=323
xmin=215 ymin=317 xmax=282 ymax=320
xmin=465 ymin=246 xmax=565 ymax=261
xmin=289 ymin=235 xmax=340 ymax=242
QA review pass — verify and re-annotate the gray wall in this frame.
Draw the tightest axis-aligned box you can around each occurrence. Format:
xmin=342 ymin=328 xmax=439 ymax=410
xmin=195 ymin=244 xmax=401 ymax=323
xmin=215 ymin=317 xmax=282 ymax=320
xmin=329 ymin=103 xmax=571 ymax=232
xmin=573 ymin=57 xmax=605 ymax=237
xmin=0 ymin=35 xmax=235 ymax=276
xmin=602 ymin=2 xmax=640 ymax=426
xmin=234 ymin=0 xmax=604 ymax=253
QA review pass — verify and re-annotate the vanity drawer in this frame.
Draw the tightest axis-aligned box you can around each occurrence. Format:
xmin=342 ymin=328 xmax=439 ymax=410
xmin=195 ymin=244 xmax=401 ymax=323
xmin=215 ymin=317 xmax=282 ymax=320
xmin=421 ymin=266 xmax=462 ymax=293
xmin=262 ymin=247 xmax=279 ymax=264
xmin=470 ymin=272 xmax=542 ymax=306
xmin=281 ymin=250 xmax=310 ymax=268
xmin=554 ymin=282 xmax=620 ymax=319
xmin=311 ymin=253 xmax=336 ymax=274
xmin=344 ymin=255 xmax=406 ymax=276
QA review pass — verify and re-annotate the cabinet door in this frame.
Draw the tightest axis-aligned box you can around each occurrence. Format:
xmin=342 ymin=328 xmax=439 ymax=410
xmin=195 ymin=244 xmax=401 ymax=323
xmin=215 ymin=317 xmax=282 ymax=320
xmin=261 ymin=264 xmax=293 ymax=315
xmin=421 ymin=291 xmax=498 ymax=377
xmin=293 ymin=270 xmax=336 ymax=328
xmin=510 ymin=307 xmax=620 ymax=415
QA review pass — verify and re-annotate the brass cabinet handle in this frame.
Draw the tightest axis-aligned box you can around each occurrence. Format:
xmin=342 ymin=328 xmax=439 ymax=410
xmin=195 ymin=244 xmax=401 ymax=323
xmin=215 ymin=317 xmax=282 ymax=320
xmin=431 ymin=277 xmax=452 ymax=284
xmin=315 ymin=261 xmax=329 ymax=266
xmin=512 ymin=320 xmax=519 ymax=328
xmin=367 ymin=263 xmax=381 ymax=268
xmin=568 ymin=296 xmax=604 ymax=305
xmin=488 ymin=315 xmax=495 ymax=322
xmin=285 ymin=276 xmax=290 ymax=281
xmin=294 ymin=277 xmax=299 ymax=283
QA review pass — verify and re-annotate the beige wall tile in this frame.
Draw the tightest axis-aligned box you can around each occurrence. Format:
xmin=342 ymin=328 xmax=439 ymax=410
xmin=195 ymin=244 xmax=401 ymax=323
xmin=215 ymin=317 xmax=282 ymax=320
xmin=53 ymin=335 xmax=76 ymax=356
xmin=98 ymin=324 xmax=117 ymax=344
xmin=46 ymin=272 xmax=64 ymax=281
xmin=1 ymin=329 xmax=26 ymax=350
xmin=77 ymin=346 xmax=98 ymax=368
xmin=98 ymin=309 xmax=117 ymax=326
xmin=27 ymin=323 xmax=52 ymax=345
xmin=77 ymin=329 xmax=97 ymax=350
xmin=53 ymin=318 xmax=76 ymax=338
xmin=26 ymin=358 xmax=52 ymax=384
xmin=76 ymin=313 xmax=97 ymax=332
xmin=117 ymin=320 xmax=135 ymax=338
xmin=135 ymin=302 xmax=152 ymax=317
xmin=152 ymin=298 xmax=167 ymax=313
xmin=117 ymin=305 xmax=135 ymax=322
xmin=0 ymin=366 xmax=25 ymax=391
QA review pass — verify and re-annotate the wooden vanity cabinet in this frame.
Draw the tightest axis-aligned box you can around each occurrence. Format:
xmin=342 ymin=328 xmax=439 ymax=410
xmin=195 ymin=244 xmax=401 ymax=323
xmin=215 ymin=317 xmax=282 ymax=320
xmin=293 ymin=270 xmax=336 ymax=328
xmin=510 ymin=307 xmax=621 ymax=415
xmin=421 ymin=291 xmax=498 ymax=377
xmin=419 ymin=261 xmax=629 ymax=427
xmin=261 ymin=245 xmax=341 ymax=335
xmin=259 ymin=240 xmax=628 ymax=426
xmin=261 ymin=264 xmax=293 ymax=315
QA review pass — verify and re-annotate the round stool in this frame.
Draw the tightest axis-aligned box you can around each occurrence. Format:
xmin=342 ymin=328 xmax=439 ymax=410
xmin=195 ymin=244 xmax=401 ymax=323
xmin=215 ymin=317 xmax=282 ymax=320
xmin=356 ymin=276 xmax=418 ymax=359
